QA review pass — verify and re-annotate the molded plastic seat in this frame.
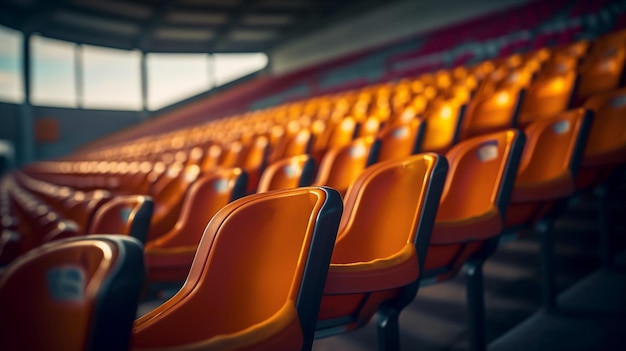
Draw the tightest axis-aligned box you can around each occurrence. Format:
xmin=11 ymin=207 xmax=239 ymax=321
xmin=315 ymin=154 xmax=448 ymax=350
xmin=313 ymin=136 xmax=380 ymax=196
xmin=268 ymin=128 xmax=312 ymax=165
xmin=423 ymin=129 xmax=525 ymax=351
xmin=460 ymin=86 xmax=524 ymax=140
xmin=376 ymin=118 xmax=425 ymax=162
xmin=502 ymin=109 xmax=593 ymax=312
xmin=257 ymin=155 xmax=315 ymax=193
xmin=148 ymin=164 xmax=201 ymax=240
xmin=87 ymin=195 xmax=154 ymax=244
xmin=420 ymin=100 xmax=466 ymax=154
xmin=505 ymin=109 xmax=593 ymax=228
xmin=517 ymin=56 xmax=579 ymax=126
xmin=132 ymin=187 xmax=343 ymax=351
xmin=0 ymin=235 xmax=145 ymax=351
xmin=145 ymin=168 xmax=247 ymax=283
xmin=575 ymin=37 xmax=626 ymax=104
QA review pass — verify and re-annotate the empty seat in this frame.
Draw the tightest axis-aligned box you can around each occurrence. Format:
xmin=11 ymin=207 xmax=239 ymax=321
xmin=422 ymin=129 xmax=525 ymax=351
xmin=460 ymin=86 xmax=524 ymax=140
xmin=145 ymin=168 xmax=247 ymax=284
xmin=575 ymin=34 xmax=626 ymax=103
xmin=257 ymin=155 xmax=316 ymax=193
xmin=87 ymin=195 xmax=154 ymax=244
xmin=313 ymin=137 xmax=380 ymax=196
xmin=420 ymin=100 xmax=466 ymax=154
xmin=316 ymin=154 xmax=448 ymax=350
xmin=376 ymin=118 xmax=425 ymax=162
xmin=132 ymin=187 xmax=343 ymax=351
xmin=0 ymin=235 xmax=145 ymax=351
xmin=517 ymin=56 xmax=579 ymax=126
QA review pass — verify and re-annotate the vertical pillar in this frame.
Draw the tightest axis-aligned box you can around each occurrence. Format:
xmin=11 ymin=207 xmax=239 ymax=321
xmin=75 ymin=43 xmax=83 ymax=108
xmin=140 ymin=50 xmax=149 ymax=120
xmin=208 ymin=53 xmax=215 ymax=89
xmin=19 ymin=31 xmax=34 ymax=166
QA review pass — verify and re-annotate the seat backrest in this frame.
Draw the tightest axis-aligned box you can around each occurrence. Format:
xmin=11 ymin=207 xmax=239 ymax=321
xmin=576 ymin=39 xmax=626 ymax=101
xmin=376 ymin=118 xmax=425 ymax=162
xmin=437 ymin=129 xmax=525 ymax=222
xmin=257 ymin=155 xmax=315 ymax=193
xmin=518 ymin=56 xmax=579 ymax=125
xmin=460 ymin=86 xmax=524 ymax=140
xmin=87 ymin=195 xmax=154 ymax=244
xmin=332 ymin=154 xmax=448 ymax=270
xmin=268 ymin=128 xmax=312 ymax=164
xmin=582 ymin=88 xmax=626 ymax=166
xmin=200 ymin=144 xmax=223 ymax=173
xmin=0 ymin=235 xmax=145 ymax=351
xmin=313 ymin=136 xmax=380 ymax=196
xmin=516 ymin=109 xmax=593 ymax=192
xmin=146 ymin=167 xmax=247 ymax=249
xmin=148 ymin=164 xmax=201 ymax=240
xmin=420 ymin=100 xmax=466 ymax=154
xmin=132 ymin=187 xmax=343 ymax=351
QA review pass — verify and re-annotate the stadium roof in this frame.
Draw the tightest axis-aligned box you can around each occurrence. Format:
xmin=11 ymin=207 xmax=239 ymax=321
xmin=0 ymin=0 xmax=392 ymax=53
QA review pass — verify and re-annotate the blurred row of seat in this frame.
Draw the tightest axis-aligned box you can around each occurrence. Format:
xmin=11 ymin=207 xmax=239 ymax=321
xmin=1 ymin=26 xmax=626 ymax=351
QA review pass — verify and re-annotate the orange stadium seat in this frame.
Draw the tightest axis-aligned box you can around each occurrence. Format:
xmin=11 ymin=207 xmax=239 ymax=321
xmin=503 ymin=109 xmax=593 ymax=311
xmin=257 ymin=154 xmax=316 ymax=193
xmin=132 ymin=187 xmax=342 ymax=351
xmin=315 ymin=154 xmax=447 ymax=350
xmin=0 ymin=235 xmax=145 ymax=351
xmin=422 ymin=129 xmax=525 ymax=351
xmin=86 ymin=195 xmax=154 ymax=244
xmin=144 ymin=168 xmax=247 ymax=284
xmin=376 ymin=118 xmax=425 ymax=162
xmin=313 ymin=136 xmax=380 ymax=196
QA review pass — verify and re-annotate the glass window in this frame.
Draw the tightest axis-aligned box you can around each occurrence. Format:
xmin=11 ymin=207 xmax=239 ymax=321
xmin=213 ymin=53 xmax=267 ymax=86
xmin=146 ymin=53 xmax=210 ymax=111
xmin=31 ymin=35 xmax=76 ymax=107
xmin=82 ymin=45 xmax=141 ymax=110
xmin=0 ymin=25 xmax=23 ymax=103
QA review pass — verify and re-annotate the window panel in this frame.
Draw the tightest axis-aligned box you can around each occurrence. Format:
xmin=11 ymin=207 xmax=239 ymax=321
xmin=82 ymin=45 xmax=141 ymax=110
xmin=0 ymin=25 xmax=23 ymax=103
xmin=214 ymin=52 xmax=267 ymax=86
xmin=147 ymin=53 xmax=210 ymax=111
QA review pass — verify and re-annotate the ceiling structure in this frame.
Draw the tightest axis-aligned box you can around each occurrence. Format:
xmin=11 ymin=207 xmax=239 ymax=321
xmin=0 ymin=0 xmax=393 ymax=53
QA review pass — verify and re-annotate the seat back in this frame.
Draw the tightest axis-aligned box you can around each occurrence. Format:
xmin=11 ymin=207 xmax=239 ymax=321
xmin=376 ymin=118 xmax=425 ymax=162
xmin=576 ymin=38 xmax=626 ymax=102
xmin=87 ymin=195 xmax=154 ymax=244
xmin=146 ymin=167 xmax=247 ymax=249
xmin=0 ymin=235 xmax=145 ymax=351
xmin=332 ymin=153 xmax=448 ymax=271
xmin=460 ymin=86 xmax=524 ymax=139
xmin=421 ymin=100 xmax=465 ymax=154
xmin=582 ymin=88 xmax=626 ymax=166
xmin=437 ymin=129 xmax=525 ymax=223
xmin=257 ymin=155 xmax=315 ymax=193
xmin=313 ymin=136 xmax=380 ymax=195
xmin=148 ymin=164 xmax=201 ymax=240
xmin=518 ymin=56 xmax=579 ymax=125
xmin=515 ymin=109 xmax=593 ymax=197
xmin=133 ymin=187 xmax=343 ymax=351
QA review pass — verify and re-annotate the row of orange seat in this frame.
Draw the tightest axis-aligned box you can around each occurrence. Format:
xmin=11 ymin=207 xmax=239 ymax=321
xmin=1 ymin=27 xmax=626 ymax=351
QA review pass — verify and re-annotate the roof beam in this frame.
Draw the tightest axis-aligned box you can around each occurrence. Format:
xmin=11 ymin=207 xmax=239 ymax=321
xmin=21 ymin=0 xmax=68 ymax=34
xmin=209 ymin=0 xmax=258 ymax=52
xmin=137 ymin=0 xmax=180 ymax=50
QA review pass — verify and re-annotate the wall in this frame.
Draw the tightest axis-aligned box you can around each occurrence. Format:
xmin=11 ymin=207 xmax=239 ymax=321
xmin=0 ymin=102 xmax=142 ymax=167
xmin=270 ymin=0 xmax=533 ymax=75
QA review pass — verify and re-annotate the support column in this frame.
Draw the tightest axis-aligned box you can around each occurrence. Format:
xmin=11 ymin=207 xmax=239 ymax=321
xmin=19 ymin=31 xmax=35 ymax=166
xmin=75 ymin=43 xmax=83 ymax=108
xmin=140 ymin=50 xmax=149 ymax=120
